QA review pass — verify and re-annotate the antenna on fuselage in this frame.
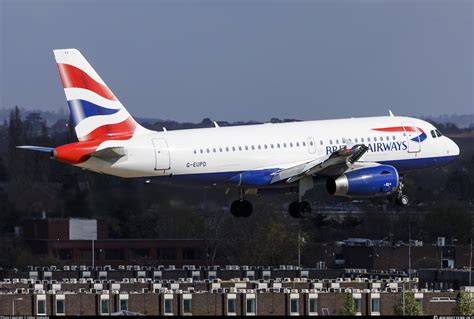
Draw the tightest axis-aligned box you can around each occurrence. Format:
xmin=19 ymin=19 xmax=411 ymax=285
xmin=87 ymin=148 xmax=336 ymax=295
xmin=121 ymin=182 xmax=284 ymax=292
xmin=389 ymin=110 xmax=394 ymax=117
xmin=213 ymin=121 xmax=220 ymax=128
xmin=162 ymin=127 xmax=167 ymax=131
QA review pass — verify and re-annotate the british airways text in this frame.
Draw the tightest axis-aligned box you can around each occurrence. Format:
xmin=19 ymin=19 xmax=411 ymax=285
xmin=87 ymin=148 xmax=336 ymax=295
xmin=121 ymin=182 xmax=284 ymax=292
xmin=325 ymin=141 xmax=408 ymax=155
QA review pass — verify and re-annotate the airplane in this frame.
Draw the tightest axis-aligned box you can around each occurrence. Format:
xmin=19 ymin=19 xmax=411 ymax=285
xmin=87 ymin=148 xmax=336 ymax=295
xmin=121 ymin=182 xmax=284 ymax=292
xmin=18 ymin=49 xmax=460 ymax=218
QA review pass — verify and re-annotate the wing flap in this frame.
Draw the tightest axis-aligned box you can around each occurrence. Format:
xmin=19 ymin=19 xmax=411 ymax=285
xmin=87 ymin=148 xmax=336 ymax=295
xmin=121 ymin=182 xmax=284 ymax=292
xmin=270 ymin=144 xmax=369 ymax=184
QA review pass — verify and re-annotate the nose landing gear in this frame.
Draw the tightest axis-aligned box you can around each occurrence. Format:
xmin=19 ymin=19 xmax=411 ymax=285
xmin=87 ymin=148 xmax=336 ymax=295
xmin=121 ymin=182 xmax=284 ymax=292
xmin=395 ymin=180 xmax=409 ymax=206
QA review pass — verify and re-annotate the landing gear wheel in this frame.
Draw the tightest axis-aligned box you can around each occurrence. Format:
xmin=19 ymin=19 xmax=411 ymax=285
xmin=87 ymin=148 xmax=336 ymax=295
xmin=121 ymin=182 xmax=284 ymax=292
xmin=230 ymin=200 xmax=253 ymax=217
xmin=289 ymin=201 xmax=302 ymax=218
xmin=396 ymin=194 xmax=409 ymax=206
xmin=288 ymin=201 xmax=311 ymax=218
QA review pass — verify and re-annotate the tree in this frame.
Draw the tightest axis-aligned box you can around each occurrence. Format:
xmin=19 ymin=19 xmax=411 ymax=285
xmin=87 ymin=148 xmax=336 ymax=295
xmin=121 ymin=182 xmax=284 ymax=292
xmin=338 ymin=293 xmax=357 ymax=315
xmin=455 ymin=291 xmax=474 ymax=315
xmin=424 ymin=200 xmax=471 ymax=243
xmin=394 ymin=292 xmax=423 ymax=315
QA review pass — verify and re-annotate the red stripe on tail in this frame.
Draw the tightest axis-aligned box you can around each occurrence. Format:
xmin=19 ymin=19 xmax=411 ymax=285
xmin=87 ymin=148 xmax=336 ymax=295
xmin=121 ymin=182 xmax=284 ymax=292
xmin=57 ymin=63 xmax=117 ymax=101
xmin=80 ymin=117 xmax=137 ymax=141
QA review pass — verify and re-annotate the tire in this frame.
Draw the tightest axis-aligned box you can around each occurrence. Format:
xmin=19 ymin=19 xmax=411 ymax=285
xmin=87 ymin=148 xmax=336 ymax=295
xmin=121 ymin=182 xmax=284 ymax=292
xmin=399 ymin=195 xmax=409 ymax=206
xmin=240 ymin=200 xmax=253 ymax=217
xmin=230 ymin=200 xmax=242 ymax=217
xmin=230 ymin=200 xmax=253 ymax=217
xmin=289 ymin=201 xmax=302 ymax=218
xmin=396 ymin=195 xmax=409 ymax=206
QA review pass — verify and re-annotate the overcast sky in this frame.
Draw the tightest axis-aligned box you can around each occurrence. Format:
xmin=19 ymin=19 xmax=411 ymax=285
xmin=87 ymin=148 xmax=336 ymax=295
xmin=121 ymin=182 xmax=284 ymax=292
xmin=1 ymin=0 xmax=472 ymax=122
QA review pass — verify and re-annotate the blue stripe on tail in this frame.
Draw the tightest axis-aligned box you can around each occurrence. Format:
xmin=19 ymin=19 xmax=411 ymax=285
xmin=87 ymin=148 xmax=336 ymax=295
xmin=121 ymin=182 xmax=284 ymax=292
xmin=67 ymin=99 xmax=120 ymax=126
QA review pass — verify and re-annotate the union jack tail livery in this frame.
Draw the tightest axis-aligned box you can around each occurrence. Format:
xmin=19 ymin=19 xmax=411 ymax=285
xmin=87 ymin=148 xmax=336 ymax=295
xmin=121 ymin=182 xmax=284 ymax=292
xmin=54 ymin=49 xmax=147 ymax=141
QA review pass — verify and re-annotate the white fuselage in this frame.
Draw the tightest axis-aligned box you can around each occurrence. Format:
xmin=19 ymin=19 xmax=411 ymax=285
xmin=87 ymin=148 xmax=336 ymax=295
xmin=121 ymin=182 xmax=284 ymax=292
xmin=77 ymin=115 xmax=460 ymax=186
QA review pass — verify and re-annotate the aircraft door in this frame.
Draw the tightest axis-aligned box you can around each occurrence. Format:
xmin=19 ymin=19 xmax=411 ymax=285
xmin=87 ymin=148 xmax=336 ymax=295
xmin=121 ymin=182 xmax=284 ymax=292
xmin=307 ymin=137 xmax=316 ymax=154
xmin=152 ymin=138 xmax=171 ymax=170
xmin=402 ymin=122 xmax=421 ymax=153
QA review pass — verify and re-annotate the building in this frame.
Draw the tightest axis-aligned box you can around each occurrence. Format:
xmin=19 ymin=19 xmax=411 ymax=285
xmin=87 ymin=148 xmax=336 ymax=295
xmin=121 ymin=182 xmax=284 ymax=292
xmin=0 ymin=265 xmax=461 ymax=316
xmin=21 ymin=218 xmax=210 ymax=267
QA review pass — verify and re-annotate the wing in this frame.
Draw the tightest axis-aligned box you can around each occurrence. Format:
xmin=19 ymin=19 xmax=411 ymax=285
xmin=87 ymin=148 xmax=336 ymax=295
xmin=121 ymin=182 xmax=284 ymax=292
xmin=270 ymin=144 xmax=369 ymax=184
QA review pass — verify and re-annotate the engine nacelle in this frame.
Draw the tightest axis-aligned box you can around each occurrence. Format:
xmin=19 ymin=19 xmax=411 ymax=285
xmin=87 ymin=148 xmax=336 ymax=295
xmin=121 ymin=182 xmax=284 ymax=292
xmin=326 ymin=165 xmax=399 ymax=198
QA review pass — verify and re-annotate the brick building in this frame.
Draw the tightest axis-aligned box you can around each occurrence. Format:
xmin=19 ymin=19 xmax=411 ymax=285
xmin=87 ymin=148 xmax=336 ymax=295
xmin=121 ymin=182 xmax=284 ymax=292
xmin=0 ymin=266 xmax=461 ymax=316
xmin=21 ymin=218 xmax=211 ymax=267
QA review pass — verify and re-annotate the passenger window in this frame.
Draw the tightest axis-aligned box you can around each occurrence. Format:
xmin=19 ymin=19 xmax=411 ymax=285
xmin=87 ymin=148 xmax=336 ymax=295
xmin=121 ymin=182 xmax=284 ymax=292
xmin=329 ymin=140 xmax=333 ymax=145
xmin=355 ymin=138 xmax=358 ymax=143
xmin=302 ymin=142 xmax=306 ymax=147
xmin=289 ymin=142 xmax=293 ymax=147
xmin=392 ymin=136 xmax=396 ymax=140
xmin=206 ymin=148 xmax=210 ymax=153
xmin=219 ymin=147 xmax=223 ymax=152
xmin=367 ymin=137 xmax=371 ymax=142
xmin=225 ymin=147 xmax=229 ymax=152
xmin=251 ymin=145 xmax=255 ymax=150
xmin=336 ymin=139 xmax=339 ymax=144
xmin=361 ymin=138 xmax=365 ymax=142
xmin=258 ymin=145 xmax=262 ymax=150
xmin=213 ymin=148 xmax=216 ymax=153
xmin=283 ymin=143 xmax=287 ymax=148
xmin=296 ymin=142 xmax=300 ymax=147
xmin=374 ymin=137 xmax=377 ymax=142
xmin=232 ymin=146 xmax=236 ymax=151
xmin=200 ymin=149 xmax=203 ymax=154
xmin=238 ymin=146 xmax=242 ymax=151
xmin=271 ymin=144 xmax=274 ymax=149
xmin=386 ymin=136 xmax=389 ymax=141
xmin=193 ymin=150 xmax=197 ymax=154
xmin=277 ymin=143 xmax=280 ymax=148
xmin=264 ymin=144 xmax=268 ymax=149
xmin=245 ymin=146 xmax=248 ymax=151
xmin=320 ymin=140 xmax=323 ymax=145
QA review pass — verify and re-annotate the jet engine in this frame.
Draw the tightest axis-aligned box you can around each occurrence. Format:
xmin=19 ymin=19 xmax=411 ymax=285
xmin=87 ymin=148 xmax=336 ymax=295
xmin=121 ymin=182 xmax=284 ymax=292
xmin=326 ymin=165 xmax=399 ymax=198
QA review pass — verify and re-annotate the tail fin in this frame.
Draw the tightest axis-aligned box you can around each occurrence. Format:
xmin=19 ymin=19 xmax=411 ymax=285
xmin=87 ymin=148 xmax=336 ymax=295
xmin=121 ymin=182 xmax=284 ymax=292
xmin=53 ymin=49 xmax=148 ymax=141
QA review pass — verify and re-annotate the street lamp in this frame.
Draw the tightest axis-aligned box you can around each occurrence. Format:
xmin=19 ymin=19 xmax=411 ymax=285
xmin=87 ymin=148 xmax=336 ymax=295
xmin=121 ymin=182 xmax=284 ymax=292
xmin=12 ymin=297 xmax=23 ymax=315
xmin=470 ymin=238 xmax=472 ymax=286
xmin=92 ymin=231 xmax=97 ymax=269
xmin=402 ymin=281 xmax=405 ymax=316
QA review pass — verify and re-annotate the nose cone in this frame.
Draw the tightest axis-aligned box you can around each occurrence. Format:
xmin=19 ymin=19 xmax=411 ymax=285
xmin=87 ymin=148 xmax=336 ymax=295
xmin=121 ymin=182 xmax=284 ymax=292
xmin=447 ymin=138 xmax=460 ymax=158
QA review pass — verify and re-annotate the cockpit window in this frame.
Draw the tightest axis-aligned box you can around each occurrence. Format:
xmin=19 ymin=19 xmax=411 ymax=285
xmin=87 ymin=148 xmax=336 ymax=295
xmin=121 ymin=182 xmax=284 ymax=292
xmin=431 ymin=130 xmax=437 ymax=138
xmin=435 ymin=129 xmax=442 ymax=137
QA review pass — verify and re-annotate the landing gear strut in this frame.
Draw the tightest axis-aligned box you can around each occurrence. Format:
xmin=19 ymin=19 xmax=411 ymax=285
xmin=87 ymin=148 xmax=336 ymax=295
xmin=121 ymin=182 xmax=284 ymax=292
xmin=230 ymin=200 xmax=253 ymax=217
xmin=288 ymin=201 xmax=311 ymax=218
xmin=395 ymin=180 xmax=409 ymax=206
xmin=288 ymin=177 xmax=313 ymax=218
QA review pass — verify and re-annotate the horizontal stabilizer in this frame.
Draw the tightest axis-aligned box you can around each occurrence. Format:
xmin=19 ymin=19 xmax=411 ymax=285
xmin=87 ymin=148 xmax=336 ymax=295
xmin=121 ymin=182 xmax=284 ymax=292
xmin=87 ymin=146 xmax=125 ymax=159
xmin=16 ymin=146 xmax=54 ymax=153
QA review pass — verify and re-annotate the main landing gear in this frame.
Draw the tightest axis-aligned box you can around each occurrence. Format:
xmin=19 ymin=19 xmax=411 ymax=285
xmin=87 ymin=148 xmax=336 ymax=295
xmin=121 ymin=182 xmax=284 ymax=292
xmin=395 ymin=180 xmax=409 ymax=206
xmin=288 ymin=176 xmax=313 ymax=218
xmin=229 ymin=177 xmax=315 ymax=218
xmin=230 ymin=188 xmax=253 ymax=217
xmin=288 ymin=200 xmax=311 ymax=218
xmin=230 ymin=199 xmax=253 ymax=217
